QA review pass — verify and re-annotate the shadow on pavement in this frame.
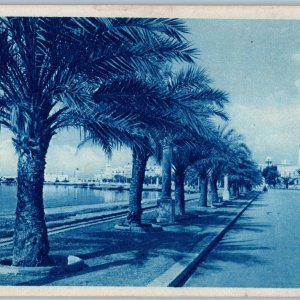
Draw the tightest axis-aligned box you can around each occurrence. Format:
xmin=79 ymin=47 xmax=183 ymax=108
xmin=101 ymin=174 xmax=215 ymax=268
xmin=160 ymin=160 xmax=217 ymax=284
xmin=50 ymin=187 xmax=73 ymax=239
xmin=17 ymin=228 xmax=210 ymax=286
xmin=16 ymin=257 xmax=137 ymax=286
xmin=4 ymin=195 xmax=259 ymax=287
xmin=188 ymin=219 xmax=272 ymax=278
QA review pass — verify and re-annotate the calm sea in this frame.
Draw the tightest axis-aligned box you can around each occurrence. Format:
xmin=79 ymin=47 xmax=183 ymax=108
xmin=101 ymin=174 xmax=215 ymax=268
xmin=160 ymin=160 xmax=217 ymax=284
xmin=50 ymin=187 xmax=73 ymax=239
xmin=0 ymin=184 xmax=161 ymax=215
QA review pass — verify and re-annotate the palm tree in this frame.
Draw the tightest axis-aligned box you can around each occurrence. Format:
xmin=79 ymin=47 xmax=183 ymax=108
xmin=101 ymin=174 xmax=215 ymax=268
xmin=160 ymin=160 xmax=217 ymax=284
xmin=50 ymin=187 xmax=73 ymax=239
xmin=205 ymin=128 xmax=242 ymax=205
xmin=0 ymin=17 xmax=196 ymax=266
xmin=87 ymin=66 xmax=224 ymax=225
xmin=80 ymin=75 xmax=175 ymax=226
xmin=193 ymin=126 xmax=261 ymax=205
xmin=172 ymin=138 xmax=212 ymax=214
xmin=177 ymin=138 xmax=215 ymax=208
xmin=198 ymin=166 xmax=209 ymax=206
xmin=172 ymin=145 xmax=190 ymax=215
xmin=162 ymin=67 xmax=228 ymax=216
xmin=187 ymin=126 xmax=236 ymax=206
xmin=228 ymin=144 xmax=262 ymax=195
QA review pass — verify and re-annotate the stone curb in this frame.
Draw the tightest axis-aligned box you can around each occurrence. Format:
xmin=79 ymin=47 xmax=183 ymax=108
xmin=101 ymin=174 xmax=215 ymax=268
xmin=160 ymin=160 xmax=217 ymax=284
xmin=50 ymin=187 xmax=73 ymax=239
xmin=46 ymin=195 xmax=199 ymax=229
xmin=114 ymin=223 xmax=163 ymax=232
xmin=0 ymin=196 xmax=200 ymax=246
xmin=0 ymin=255 xmax=86 ymax=276
xmin=147 ymin=192 xmax=261 ymax=287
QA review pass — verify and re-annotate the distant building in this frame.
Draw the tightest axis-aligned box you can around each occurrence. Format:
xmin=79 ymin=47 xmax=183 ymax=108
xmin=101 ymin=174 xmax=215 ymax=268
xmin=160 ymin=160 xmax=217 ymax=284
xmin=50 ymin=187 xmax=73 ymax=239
xmin=104 ymin=163 xmax=113 ymax=179
xmin=265 ymin=156 xmax=273 ymax=167
xmin=44 ymin=173 xmax=69 ymax=182
xmin=145 ymin=165 xmax=162 ymax=177
xmin=263 ymin=145 xmax=300 ymax=178
xmin=277 ymin=161 xmax=299 ymax=178
xmin=101 ymin=162 xmax=161 ymax=180
xmin=277 ymin=145 xmax=300 ymax=177
xmin=94 ymin=169 xmax=105 ymax=182
xmin=103 ymin=163 xmax=132 ymax=179
xmin=122 ymin=163 xmax=132 ymax=178
xmin=1 ymin=176 xmax=17 ymax=183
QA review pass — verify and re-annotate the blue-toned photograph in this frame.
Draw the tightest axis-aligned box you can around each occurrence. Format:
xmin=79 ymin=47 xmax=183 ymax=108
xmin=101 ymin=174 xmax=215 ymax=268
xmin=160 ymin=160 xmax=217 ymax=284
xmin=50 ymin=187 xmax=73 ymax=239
xmin=0 ymin=8 xmax=299 ymax=295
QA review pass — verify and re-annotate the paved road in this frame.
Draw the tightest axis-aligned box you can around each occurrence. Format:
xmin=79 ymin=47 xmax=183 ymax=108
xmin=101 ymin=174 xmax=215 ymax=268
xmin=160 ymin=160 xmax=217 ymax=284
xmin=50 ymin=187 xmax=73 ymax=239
xmin=185 ymin=189 xmax=300 ymax=288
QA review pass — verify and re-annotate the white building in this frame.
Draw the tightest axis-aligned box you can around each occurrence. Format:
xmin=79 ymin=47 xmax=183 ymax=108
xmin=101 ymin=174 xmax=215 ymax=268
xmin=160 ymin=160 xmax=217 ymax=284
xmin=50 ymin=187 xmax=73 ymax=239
xmin=264 ymin=145 xmax=300 ymax=178
xmin=103 ymin=163 xmax=132 ymax=179
xmin=145 ymin=164 xmax=162 ymax=177
xmin=277 ymin=161 xmax=299 ymax=178
xmin=44 ymin=173 xmax=69 ymax=182
xmin=94 ymin=169 xmax=105 ymax=182
xmin=101 ymin=162 xmax=162 ymax=180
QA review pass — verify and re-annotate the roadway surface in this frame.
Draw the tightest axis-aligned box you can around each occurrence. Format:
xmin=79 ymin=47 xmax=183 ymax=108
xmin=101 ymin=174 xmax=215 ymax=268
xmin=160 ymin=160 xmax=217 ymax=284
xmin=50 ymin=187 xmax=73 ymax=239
xmin=184 ymin=189 xmax=300 ymax=288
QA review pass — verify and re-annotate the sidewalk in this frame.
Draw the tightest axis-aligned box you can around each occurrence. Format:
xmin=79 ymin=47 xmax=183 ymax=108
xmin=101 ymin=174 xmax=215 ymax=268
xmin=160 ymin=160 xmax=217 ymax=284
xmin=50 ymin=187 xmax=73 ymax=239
xmin=0 ymin=191 xmax=261 ymax=286
xmin=0 ymin=194 xmax=198 ymax=239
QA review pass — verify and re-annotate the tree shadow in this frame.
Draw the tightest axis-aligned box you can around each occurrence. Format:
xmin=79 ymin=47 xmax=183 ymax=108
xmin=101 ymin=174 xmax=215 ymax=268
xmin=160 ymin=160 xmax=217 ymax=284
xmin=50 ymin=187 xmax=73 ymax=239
xmin=206 ymin=250 xmax=266 ymax=266
xmin=249 ymin=203 xmax=268 ymax=208
xmin=233 ymin=223 xmax=271 ymax=233
xmin=16 ymin=228 xmax=204 ymax=286
xmin=14 ymin=205 xmax=227 ymax=286
xmin=7 ymin=194 xmax=263 ymax=287
xmin=183 ymin=221 xmax=273 ymax=285
xmin=16 ymin=257 xmax=137 ymax=286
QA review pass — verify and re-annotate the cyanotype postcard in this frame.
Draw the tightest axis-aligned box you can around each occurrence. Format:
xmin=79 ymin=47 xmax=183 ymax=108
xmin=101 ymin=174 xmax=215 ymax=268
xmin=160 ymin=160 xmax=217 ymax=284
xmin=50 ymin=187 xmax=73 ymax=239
xmin=0 ymin=5 xmax=299 ymax=298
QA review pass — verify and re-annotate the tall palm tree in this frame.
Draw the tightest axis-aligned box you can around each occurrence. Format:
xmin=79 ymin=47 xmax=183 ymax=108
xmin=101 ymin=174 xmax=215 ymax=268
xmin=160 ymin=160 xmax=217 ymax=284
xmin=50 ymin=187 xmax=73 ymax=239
xmin=187 ymin=126 xmax=235 ymax=206
xmin=161 ymin=67 xmax=228 ymax=216
xmin=193 ymin=126 xmax=260 ymax=205
xmin=87 ymin=66 xmax=225 ymax=225
xmin=0 ymin=17 xmax=196 ymax=266
xmin=203 ymin=127 xmax=241 ymax=205
xmin=172 ymin=137 xmax=216 ymax=213
xmin=198 ymin=166 xmax=209 ymax=206
xmin=227 ymin=143 xmax=262 ymax=195
xmin=79 ymin=75 xmax=176 ymax=226
xmin=185 ymin=138 xmax=217 ymax=208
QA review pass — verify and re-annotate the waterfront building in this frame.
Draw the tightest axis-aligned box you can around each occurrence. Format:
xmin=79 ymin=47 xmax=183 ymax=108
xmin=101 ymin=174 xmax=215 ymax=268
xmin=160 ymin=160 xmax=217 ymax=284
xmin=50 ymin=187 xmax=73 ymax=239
xmin=262 ymin=158 xmax=299 ymax=178
xmin=104 ymin=163 xmax=113 ymax=179
xmin=103 ymin=163 xmax=132 ymax=180
xmin=263 ymin=145 xmax=300 ymax=180
xmin=277 ymin=145 xmax=300 ymax=178
xmin=102 ymin=162 xmax=162 ymax=181
xmin=145 ymin=164 xmax=162 ymax=177
xmin=0 ymin=176 xmax=17 ymax=183
xmin=94 ymin=169 xmax=105 ymax=182
xmin=44 ymin=173 xmax=69 ymax=182
xmin=277 ymin=160 xmax=299 ymax=178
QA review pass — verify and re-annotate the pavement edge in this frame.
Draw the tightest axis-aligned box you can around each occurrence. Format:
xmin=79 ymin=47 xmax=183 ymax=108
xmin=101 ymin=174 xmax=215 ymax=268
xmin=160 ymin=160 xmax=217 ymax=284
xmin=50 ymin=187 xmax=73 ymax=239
xmin=147 ymin=191 xmax=261 ymax=287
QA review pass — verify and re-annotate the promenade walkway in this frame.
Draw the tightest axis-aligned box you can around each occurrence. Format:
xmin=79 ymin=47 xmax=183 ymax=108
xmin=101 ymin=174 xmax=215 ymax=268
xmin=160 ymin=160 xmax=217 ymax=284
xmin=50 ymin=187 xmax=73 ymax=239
xmin=0 ymin=191 xmax=260 ymax=287
xmin=185 ymin=189 xmax=300 ymax=288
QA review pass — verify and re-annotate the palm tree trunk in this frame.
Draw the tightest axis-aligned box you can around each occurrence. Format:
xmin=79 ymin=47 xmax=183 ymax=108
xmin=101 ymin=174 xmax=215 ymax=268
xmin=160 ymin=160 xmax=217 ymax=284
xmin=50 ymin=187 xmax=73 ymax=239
xmin=175 ymin=168 xmax=185 ymax=215
xmin=127 ymin=148 xmax=149 ymax=226
xmin=212 ymin=179 xmax=219 ymax=202
xmin=199 ymin=174 xmax=208 ymax=207
xmin=12 ymin=150 xmax=50 ymax=267
xmin=157 ymin=142 xmax=175 ymax=223
xmin=207 ymin=176 xmax=219 ymax=206
xmin=233 ymin=182 xmax=239 ymax=197
xmin=161 ymin=144 xmax=172 ymax=199
xmin=222 ymin=174 xmax=230 ymax=201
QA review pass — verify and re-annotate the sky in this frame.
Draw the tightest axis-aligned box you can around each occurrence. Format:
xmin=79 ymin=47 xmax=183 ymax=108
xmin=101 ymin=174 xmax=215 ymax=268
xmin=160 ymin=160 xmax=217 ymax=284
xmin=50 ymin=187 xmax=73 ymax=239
xmin=1 ymin=18 xmax=300 ymax=176
xmin=186 ymin=19 xmax=300 ymax=166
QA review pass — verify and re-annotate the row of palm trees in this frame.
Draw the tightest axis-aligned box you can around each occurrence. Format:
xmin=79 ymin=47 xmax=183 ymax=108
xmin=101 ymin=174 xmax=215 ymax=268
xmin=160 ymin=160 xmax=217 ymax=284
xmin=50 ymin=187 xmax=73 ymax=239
xmin=0 ymin=17 xmax=261 ymax=267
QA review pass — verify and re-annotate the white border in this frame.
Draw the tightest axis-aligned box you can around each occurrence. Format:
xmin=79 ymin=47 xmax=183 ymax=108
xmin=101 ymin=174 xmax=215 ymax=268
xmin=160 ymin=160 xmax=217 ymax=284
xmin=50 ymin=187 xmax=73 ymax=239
xmin=1 ymin=286 xmax=300 ymax=297
xmin=0 ymin=5 xmax=299 ymax=297
xmin=0 ymin=5 xmax=299 ymax=19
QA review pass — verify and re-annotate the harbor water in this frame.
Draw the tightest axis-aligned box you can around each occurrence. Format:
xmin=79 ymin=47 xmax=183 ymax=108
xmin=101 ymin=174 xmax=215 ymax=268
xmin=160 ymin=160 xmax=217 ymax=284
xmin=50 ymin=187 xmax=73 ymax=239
xmin=0 ymin=184 xmax=161 ymax=216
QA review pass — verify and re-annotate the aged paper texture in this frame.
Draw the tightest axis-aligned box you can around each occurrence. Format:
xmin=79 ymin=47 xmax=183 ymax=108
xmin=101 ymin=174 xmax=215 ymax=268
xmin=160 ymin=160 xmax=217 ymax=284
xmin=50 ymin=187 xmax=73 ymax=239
xmin=0 ymin=5 xmax=299 ymax=298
